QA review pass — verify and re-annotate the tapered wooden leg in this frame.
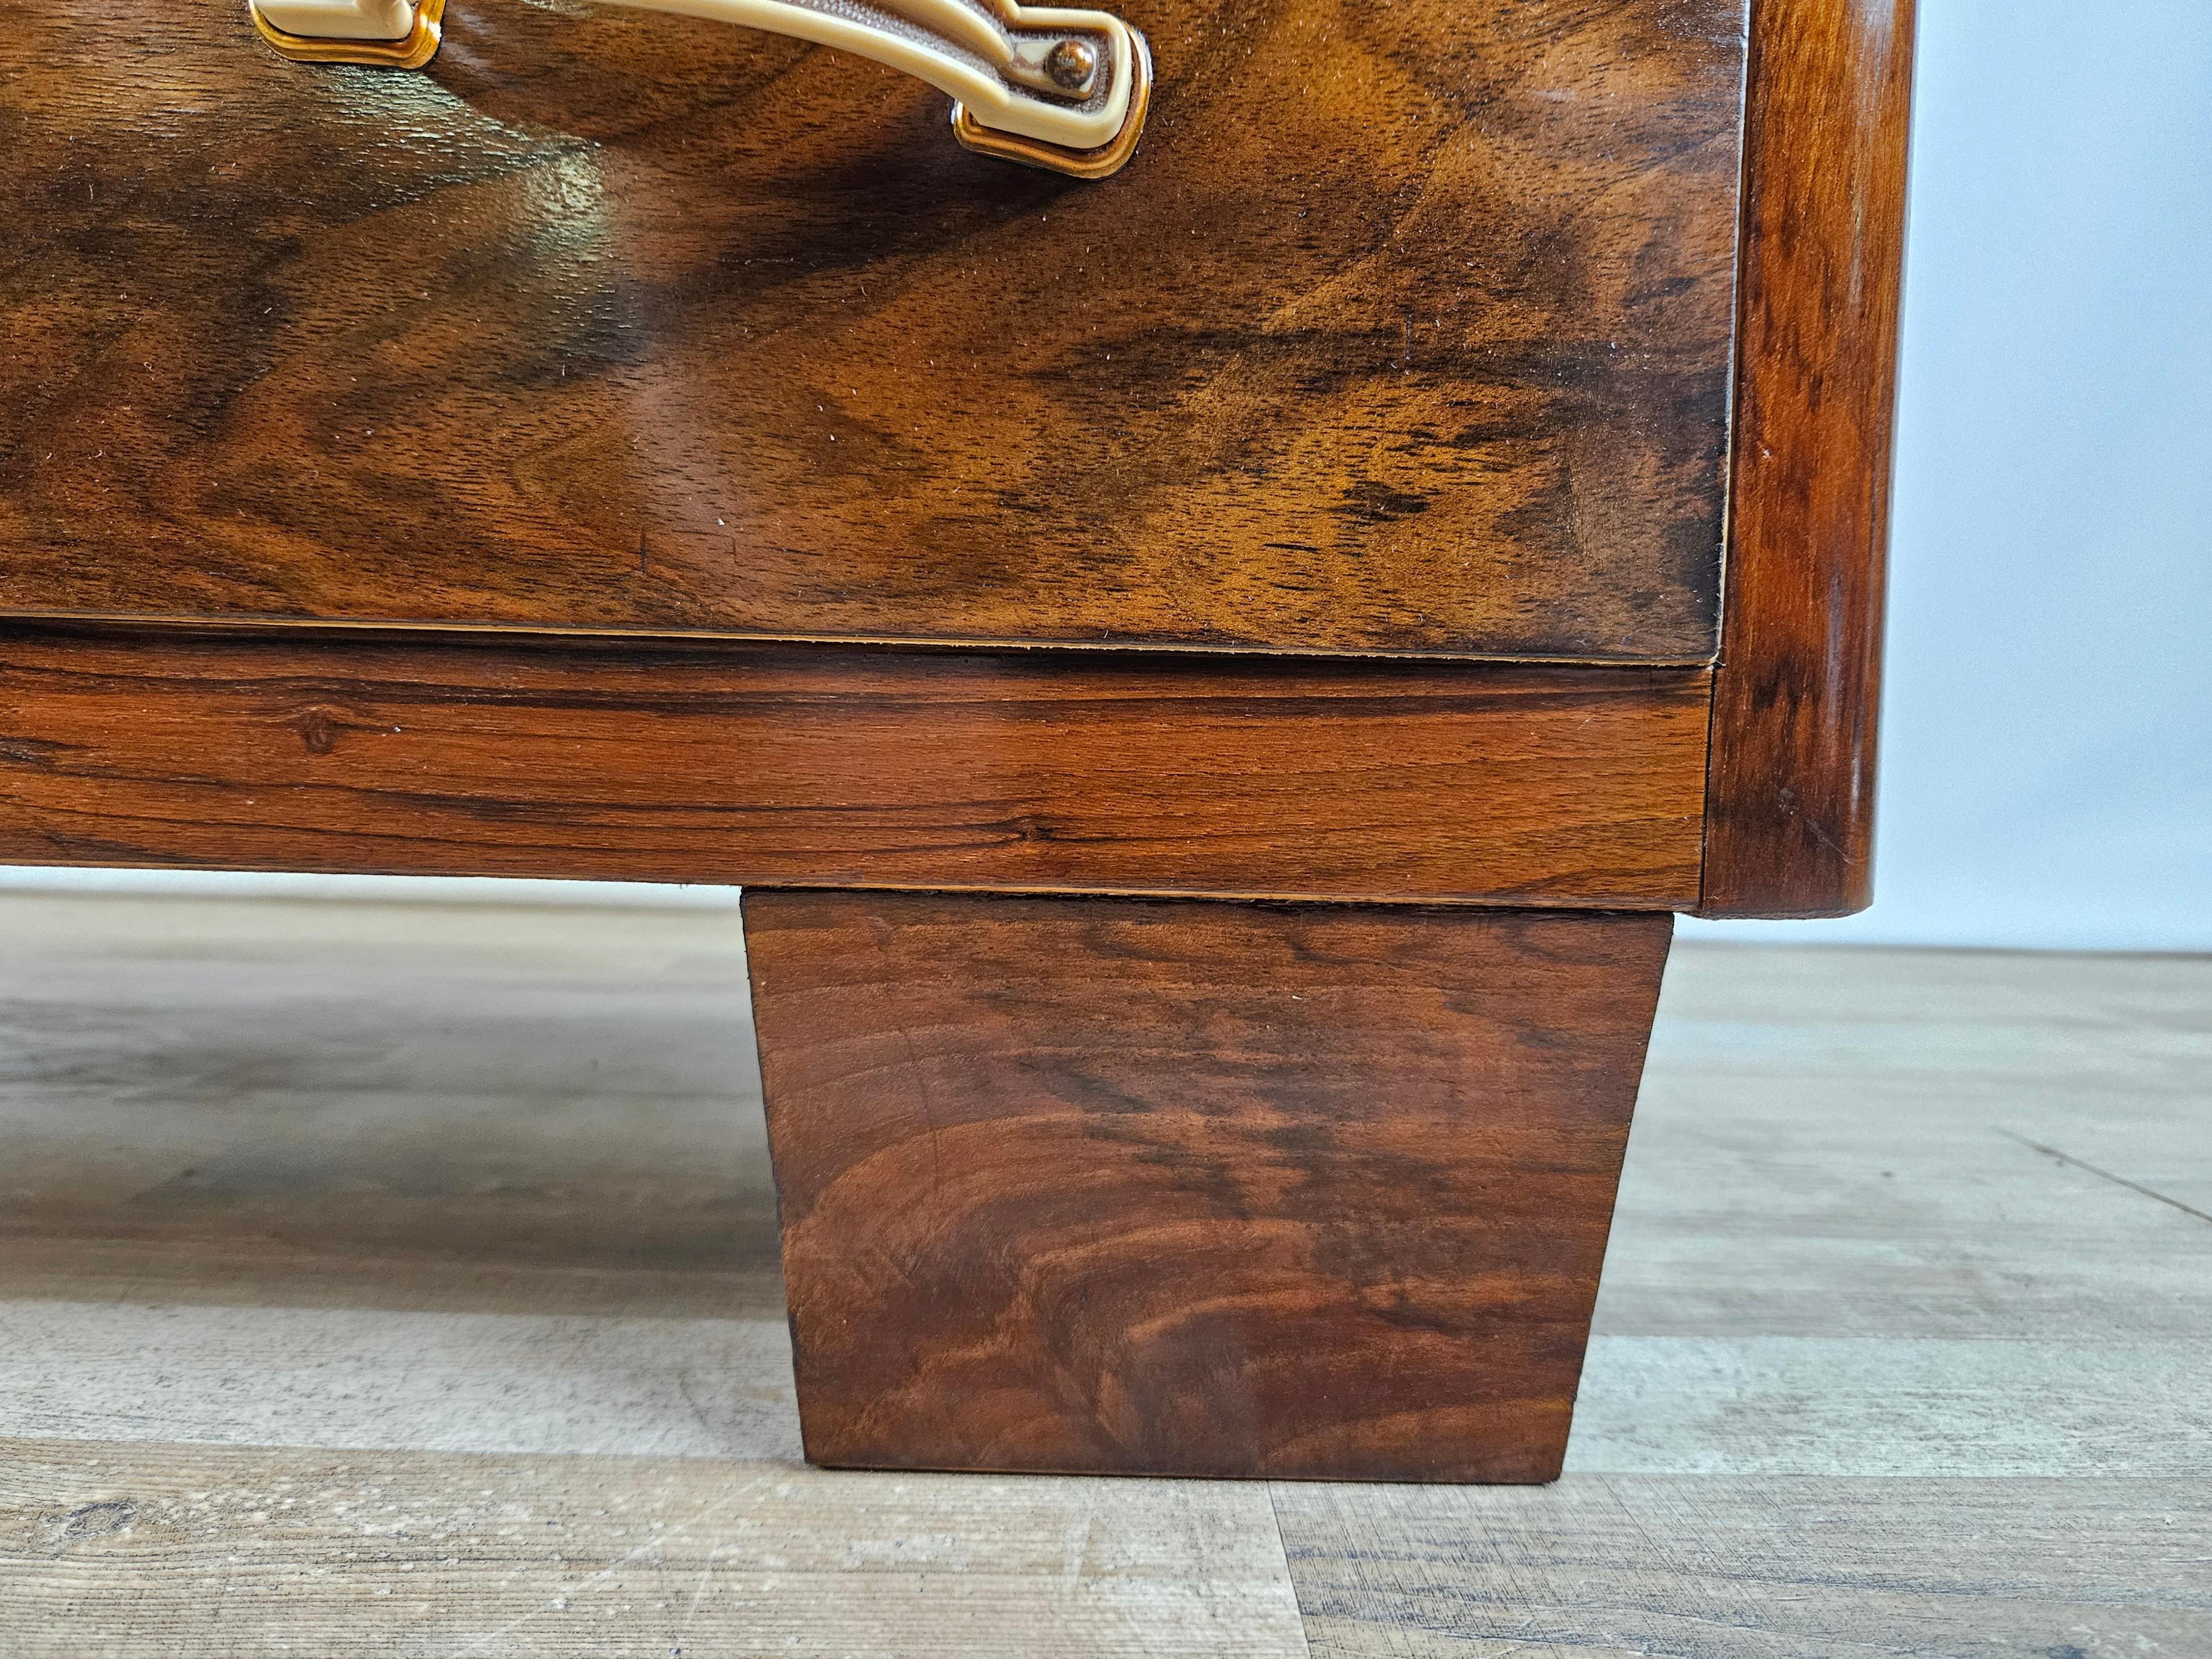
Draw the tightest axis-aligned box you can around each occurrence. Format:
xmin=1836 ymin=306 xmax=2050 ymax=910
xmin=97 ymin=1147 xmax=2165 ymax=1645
xmin=742 ymin=890 xmax=1672 ymax=1484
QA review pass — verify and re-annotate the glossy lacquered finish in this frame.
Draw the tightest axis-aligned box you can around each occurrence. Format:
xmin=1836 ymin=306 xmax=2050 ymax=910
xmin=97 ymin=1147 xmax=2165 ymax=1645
xmin=1 ymin=0 xmax=1744 ymax=662
xmin=1699 ymin=0 xmax=1917 ymax=917
xmin=745 ymin=889 xmax=1673 ymax=1481
xmin=0 ymin=626 xmax=1709 ymax=906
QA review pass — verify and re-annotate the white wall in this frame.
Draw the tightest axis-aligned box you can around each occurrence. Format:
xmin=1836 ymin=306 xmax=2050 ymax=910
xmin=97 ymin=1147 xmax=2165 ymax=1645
xmin=7 ymin=5 xmax=2206 ymax=949
xmin=1684 ymin=1 xmax=2212 ymax=950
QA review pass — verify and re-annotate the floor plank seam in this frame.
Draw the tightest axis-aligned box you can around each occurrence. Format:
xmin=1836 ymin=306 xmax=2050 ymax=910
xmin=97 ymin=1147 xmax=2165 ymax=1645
xmin=1263 ymin=1484 xmax=1319 ymax=1659
xmin=1998 ymin=1129 xmax=2212 ymax=1228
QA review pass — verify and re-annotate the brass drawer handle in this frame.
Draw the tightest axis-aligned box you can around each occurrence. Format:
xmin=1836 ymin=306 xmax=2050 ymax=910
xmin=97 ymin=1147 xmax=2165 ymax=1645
xmin=248 ymin=0 xmax=1151 ymax=178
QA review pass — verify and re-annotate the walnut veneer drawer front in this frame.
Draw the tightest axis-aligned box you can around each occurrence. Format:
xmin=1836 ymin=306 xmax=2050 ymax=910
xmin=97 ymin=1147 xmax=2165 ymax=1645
xmin=3 ymin=0 xmax=1744 ymax=659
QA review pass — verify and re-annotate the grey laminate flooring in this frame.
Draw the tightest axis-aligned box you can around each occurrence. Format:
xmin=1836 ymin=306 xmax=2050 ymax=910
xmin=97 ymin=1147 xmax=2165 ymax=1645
xmin=0 ymin=890 xmax=2205 ymax=1656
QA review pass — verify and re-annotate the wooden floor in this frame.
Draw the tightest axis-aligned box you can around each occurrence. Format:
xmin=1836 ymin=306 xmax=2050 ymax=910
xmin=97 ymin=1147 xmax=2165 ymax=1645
xmin=0 ymin=889 xmax=2206 ymax=1657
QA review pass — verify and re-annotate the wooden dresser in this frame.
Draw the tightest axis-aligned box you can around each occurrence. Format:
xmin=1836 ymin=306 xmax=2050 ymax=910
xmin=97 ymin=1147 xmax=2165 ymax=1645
xmin=0 ymin=0 xmax=1914 ymax=1481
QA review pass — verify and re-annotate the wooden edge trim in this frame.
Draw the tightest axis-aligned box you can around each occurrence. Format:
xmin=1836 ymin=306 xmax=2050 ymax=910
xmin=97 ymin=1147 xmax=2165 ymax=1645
xmin=1698 ymin=0 xmax=1918 ymax=918
xmin=0 ymin=624 xmax=1709 ymax=909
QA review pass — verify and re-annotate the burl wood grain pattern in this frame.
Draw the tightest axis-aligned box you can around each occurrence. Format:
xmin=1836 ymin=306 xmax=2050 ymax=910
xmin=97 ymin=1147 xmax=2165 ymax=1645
xmin=1 ymin=0 xmax=1744 ymax=660
xmin=0 ymin=625 xmax=1709 ymax=904
xmin=744 ymin=890 xmax=1673 ymax=1481
xmin=1699 ymin=0 xmax=1916 ymax=916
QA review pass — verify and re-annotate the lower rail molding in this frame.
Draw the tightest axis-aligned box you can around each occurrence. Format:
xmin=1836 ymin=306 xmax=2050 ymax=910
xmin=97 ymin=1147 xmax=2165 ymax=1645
xmin=0 ymin=626 xmax=1708 ymax=906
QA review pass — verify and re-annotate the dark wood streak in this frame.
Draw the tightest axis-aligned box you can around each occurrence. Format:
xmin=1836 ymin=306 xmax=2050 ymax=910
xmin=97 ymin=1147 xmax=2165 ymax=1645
xmin=745 ymin=888 xmax=1673 ymax=1481
xmin=0 ymin=625 xmax=1709 ymax=905
xmin=1 ymin=1 xmax=1745 ymax=661
xmin=1699 ymin=0 xmax=1917 ymax=915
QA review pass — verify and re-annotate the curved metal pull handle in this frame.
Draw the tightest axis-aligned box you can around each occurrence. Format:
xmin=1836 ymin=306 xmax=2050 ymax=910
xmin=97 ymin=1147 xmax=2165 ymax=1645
xmin=249 ymin=0 xmax=1151 ymax=178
